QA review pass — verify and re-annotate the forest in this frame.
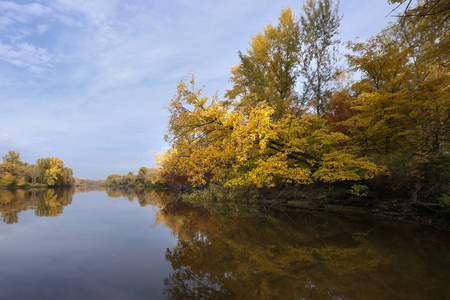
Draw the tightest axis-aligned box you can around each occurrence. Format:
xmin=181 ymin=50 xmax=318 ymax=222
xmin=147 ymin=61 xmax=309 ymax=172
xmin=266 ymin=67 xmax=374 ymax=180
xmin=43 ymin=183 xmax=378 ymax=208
xmin=155 ymin=0 xmax=450 ymax=218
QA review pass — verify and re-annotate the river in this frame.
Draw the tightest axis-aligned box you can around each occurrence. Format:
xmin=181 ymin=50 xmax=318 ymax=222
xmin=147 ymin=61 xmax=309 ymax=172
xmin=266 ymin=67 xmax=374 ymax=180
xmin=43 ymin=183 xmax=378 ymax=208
xmin=0 ymin=187 xmax=449 ymax=299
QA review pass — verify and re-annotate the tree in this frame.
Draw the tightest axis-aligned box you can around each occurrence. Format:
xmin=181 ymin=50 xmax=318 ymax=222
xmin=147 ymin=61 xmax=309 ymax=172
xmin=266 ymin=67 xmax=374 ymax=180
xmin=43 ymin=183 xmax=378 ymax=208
xmin=2 ymin=150 xmax=22 ymax=165
xmin=345 ymin=29 xmax=412 ymax=155
xmin=163 ymin=75 xmax=380 ymax=188
xmin=0 ymin=151 xmax=22 ymax=187
xmin=136 ymin=167 xmax=150 ymax=185
xmin=0 ymin=173 xmax=15 ymax=187
xmin=227 ymin=2 xmax=343 ymax=118
xmin=106 ymin=174 xmax=122 ymax=186
xmin=161 ymin=2 xmax=381 ymax=190
xmin=345 ymin=18 xmax=450 ymax=202
xmin=24 ymin=164 xmax=40 ymax=184
xmin=299 ymin=0 xmax=342 ymax=116
xmin=0 ymin=152 xmax=75 ymax=187
xmin=346 ymin=22 xmax=449 ymax=159
xmin=324 ymin=89 xmax=356 ymax=133
xmin=126 ymin=171 xmax=137 ymax=186
xmin=36 ymin=157 xmax=52 ymax=184
xmin=389 ymin=0 xmax=450 ymax=67
xmin=45 ymin=157 xmax=65 ymax=186
xmin=35 ymin=157 xmax=73 ymax=186
xmin=226 ymin=8 xmax=301 ymax=119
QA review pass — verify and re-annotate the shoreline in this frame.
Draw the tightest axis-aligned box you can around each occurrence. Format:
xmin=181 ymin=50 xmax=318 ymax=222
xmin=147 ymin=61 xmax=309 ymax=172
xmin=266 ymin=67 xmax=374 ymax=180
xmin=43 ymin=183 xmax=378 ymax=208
xmin=2 ymin=185 xmax=449 ymax=231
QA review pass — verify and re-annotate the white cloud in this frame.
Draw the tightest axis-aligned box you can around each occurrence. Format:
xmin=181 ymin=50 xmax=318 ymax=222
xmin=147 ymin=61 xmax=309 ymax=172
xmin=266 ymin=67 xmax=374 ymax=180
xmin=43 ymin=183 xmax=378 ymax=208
xmin=0 ymin=2 xmax=55 ymax=70
xmin=0 ymin=42 xmax=53 ymax=71
xmin=0 ymin=14 xmax=14 ymax=29
xmin=50 ymin=0 xmax=119 ymax=24
xmin=55 ymin=13 xmax=81 ymax=27
xmin=0 ymin=1 xmax=51 ymax=15
xmin=0 ymin=1 xmax=52 ymax=29
xmin=36 ymin=23 xmax=49 ymax=34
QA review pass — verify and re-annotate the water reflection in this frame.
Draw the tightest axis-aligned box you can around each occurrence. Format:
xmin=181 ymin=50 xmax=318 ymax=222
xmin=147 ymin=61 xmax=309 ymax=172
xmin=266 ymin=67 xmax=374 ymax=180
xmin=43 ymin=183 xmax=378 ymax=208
xmin=105 ymin=186 xmax=179 ymax=208
xmin=1 ymin=188 xmax=449 ymax=299
xmin=0 ymin=188 xmax=73 ymax=223
xmin=0 ymin=187 xmax=176 ymax=224
xmin=73 ymin=186 xmax=106 ymax=193
xmin=154 ymin=201 xmax=450 ymax=299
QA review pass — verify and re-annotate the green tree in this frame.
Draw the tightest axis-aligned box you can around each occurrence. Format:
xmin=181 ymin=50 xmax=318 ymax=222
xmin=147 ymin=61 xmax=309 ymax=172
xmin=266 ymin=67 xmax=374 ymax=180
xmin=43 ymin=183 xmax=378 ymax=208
xmin=23 ymin=164 xmax=40 ymax=184
xmin=106 ymin=174 xmax=122 ymax=186
xmin=299 ymin=0 xmax=342 ymax=116
xmin=226 ymin=8 xmax=301 ymax=119
xmin=36 ymin=157 xmax=51 ymax=184
xmin=126 ymin=171 xmax=137 ymax=186
xmin=2 ymin=150 xmax=22 ymax=165
xmin=137 ymin=167 xmax=150 ymax=185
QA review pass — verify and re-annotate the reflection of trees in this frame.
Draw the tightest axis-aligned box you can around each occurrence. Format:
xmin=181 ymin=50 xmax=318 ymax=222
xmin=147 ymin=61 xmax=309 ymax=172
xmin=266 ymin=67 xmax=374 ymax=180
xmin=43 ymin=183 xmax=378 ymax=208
xmin=0 ymin=189 xmax=74 ymax=223
xmin=105 ymin=186 xmax=178 ymax=208
xmin=105 ymin=186 xmax=135 ymax=200
xmin=0 ymin=187 xmax=178 ymax=224
xmin=35 ymin=189 xmax=73 ymax=217
xmin=155 ymin=202 xmax=450 ymax=299
xmin=159 ymin=207 xmax=384 ymax=299
xmin=2 ymin=188 xmax=448 ymax=298
xmin=73 ymin=186 xmax=105 ymax=194
xmin=0 ymin=189 xmax=25 ymax=223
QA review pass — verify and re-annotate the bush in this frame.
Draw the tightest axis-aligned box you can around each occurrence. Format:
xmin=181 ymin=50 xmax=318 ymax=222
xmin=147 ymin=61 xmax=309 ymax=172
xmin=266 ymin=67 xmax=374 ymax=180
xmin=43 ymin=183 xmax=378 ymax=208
xmin=438 ymin=194 xmax=450 ymax=212
xmin=350 ymin=184 xmax=369 ymax=197
xmin=182 ymin=184 xmax=260 ymax=214
xmin=0 ymin=173 xmax=15 ymax=187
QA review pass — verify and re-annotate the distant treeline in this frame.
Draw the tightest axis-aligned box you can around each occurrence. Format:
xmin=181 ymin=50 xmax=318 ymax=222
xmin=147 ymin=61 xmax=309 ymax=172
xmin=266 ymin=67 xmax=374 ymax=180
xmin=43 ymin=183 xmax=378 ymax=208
xmin=0 ymin=150 xmax=104 ymax=188
xmin=105 ymin=165 xmax=191 ymax=188
xmin=105 ymin=167 xmax=165 ymax=187
xmin=0 ymin=150 xmax=73 ymax=187
xmin=73 ymin=178 xmax=105 ymax=187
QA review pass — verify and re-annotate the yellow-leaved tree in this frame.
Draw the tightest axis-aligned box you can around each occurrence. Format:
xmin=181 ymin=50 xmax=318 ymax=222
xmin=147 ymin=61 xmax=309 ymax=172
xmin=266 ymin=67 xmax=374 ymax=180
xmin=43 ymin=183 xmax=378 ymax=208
xmin=345 ymin=17 xmax=449 ymax=202
xmin=161 ymin=6 xmax=382 ymax=196
xmin=163 ymin=71 xmax=381 ymax=189
xmin=42 ymin=157 xmax=73 ymax=186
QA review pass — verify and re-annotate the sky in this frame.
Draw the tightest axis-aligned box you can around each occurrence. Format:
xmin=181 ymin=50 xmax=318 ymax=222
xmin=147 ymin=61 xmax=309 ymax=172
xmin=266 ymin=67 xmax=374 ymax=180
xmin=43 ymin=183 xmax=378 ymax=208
xmin=0 ymin=0 xmax=404 ymax=179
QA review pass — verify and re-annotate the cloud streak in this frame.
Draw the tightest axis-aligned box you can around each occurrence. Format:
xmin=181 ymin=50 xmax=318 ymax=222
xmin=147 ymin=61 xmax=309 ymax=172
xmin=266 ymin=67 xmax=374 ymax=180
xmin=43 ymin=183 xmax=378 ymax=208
xmin=0 ymin=42 xmax=53 ymax=71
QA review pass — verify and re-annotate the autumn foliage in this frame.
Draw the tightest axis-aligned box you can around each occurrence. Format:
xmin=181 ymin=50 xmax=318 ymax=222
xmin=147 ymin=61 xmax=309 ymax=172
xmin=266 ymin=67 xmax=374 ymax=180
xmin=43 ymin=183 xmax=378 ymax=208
xmin=159 ymin=1 xmax=449 ymax=211
xmin=0 ymin=151 xmax=74 ymax=188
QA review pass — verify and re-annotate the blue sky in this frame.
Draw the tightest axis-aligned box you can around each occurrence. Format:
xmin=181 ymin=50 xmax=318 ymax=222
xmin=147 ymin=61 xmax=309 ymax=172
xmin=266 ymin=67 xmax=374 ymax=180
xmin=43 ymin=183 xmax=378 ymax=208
xmin=0 ymin=0 xmax=403 ymax=179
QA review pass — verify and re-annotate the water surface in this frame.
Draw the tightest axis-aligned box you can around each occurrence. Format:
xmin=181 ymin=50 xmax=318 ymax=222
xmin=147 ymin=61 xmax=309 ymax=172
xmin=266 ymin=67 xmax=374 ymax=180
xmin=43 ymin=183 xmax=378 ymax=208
xmin=0 ymin=188 xmax=449 ymax=299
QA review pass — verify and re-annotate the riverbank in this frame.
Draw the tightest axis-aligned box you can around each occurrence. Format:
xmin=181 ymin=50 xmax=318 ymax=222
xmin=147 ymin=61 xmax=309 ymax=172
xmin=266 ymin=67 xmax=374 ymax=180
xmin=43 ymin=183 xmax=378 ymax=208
xmin=175 ymin=184 xmax=450 ymax=232
xmin=260 ymin=185 xmax=450 ymax=231
xmin=2 ymin=184 xmax=449 ymax=231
